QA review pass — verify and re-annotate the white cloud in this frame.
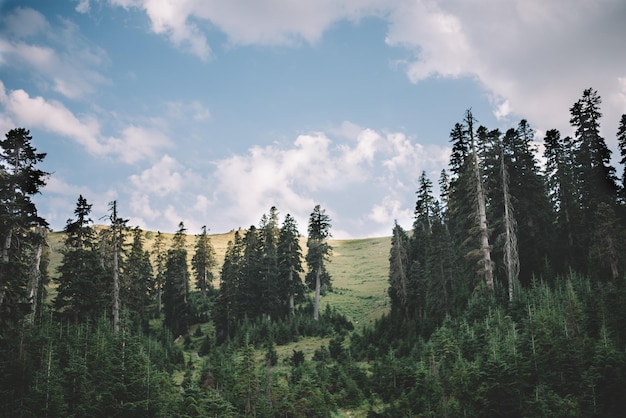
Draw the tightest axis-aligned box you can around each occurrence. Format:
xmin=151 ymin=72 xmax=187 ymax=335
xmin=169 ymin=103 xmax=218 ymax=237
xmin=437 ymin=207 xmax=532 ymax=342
xmin=108 ymin=0 xmax=386 ymax=59
xmin=385 ymin=0 xmax=626 ymax=136
xmin=0 ymin=83 xmax=171 ymax=163
xmin=106 ymin=0 xmax=625 ymax=136
xmin=75 ymin=0 xmax=90 ymax=14
xmin=210 ymin=126 xmax=449 ymax=237
xmin=129 ymin=155 xmax=184 ymax=196
xmin=0 ymin=7 xmax=110 ymax=99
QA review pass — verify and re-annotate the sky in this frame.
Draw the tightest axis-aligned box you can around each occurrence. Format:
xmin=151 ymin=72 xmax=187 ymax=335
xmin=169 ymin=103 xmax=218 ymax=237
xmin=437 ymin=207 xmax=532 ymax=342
xmin=1 ymin=0 xmax=625 ymax=239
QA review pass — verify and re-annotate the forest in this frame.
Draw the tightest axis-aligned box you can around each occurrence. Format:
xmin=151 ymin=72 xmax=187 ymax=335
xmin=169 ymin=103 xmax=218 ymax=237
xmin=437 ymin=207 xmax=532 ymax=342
xmin=2 ymin=87 xmax=626 ymax=417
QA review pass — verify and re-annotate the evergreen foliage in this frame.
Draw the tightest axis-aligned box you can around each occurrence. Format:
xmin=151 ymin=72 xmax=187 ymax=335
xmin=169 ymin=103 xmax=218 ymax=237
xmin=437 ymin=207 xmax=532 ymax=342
xmin=4 ymin=87 xmax=626 ymax=416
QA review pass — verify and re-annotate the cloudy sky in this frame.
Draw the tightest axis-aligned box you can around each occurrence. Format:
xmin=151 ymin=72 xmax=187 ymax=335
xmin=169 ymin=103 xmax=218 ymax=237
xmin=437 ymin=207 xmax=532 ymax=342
xmin=1 ymin=0 xmax=625 ymax=238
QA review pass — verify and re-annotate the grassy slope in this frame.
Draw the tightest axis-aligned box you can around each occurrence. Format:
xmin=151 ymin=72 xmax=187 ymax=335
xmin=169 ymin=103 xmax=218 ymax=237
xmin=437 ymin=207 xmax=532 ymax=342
xmin=46 ymin=228 xmax=391 ymax=325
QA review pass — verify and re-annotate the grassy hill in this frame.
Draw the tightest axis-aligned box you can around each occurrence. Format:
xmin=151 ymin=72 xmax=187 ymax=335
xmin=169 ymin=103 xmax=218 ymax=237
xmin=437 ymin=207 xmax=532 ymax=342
xmin=46 ymin=228 xmax=391 ymax=325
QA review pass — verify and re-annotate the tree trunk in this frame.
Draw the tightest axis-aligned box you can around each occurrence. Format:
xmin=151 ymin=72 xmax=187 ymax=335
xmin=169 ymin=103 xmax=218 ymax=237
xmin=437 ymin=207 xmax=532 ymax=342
xmin=314 ymin=265 xmax=321 ymax=321
xmin=0 ymin=229 xmax=12 ymax=307
xmin=112 ymin=225 xmax=120 ymax=333
xmin=27 ymin=227 xmax=44 ymax=321
xmin=468 ymin=112 xmax=494 ymax=291
xmin=288 ymin=269 xmax=295 ymax=316
xmin=501 ymin=149 xmax=519 ymax=301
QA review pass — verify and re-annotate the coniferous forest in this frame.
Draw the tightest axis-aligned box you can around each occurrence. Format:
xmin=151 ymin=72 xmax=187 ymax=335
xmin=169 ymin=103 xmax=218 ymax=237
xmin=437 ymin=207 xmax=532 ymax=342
xmin=2 ymin=88 xmax=626 ymax=417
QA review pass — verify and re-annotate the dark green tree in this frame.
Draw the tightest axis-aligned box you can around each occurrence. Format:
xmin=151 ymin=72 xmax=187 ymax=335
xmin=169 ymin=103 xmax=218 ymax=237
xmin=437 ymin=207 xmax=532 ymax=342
xmin=151 ymin=231 xmax=167 ymax=314
xmin=277 ymin=213 xmax=304 ymax=317
xmin=123 ymin=227 xmax=154 ymax=328
xmin=570 ymin=88 xmax=619 ymax=213
xmin=54 ymin=195 xmax=109 ymax=323
xmin=389 ymin=221 xmax=410 ymax=318
xmin=163 ymin=222 xmax=191 ymax=336
xmin=617 ymin=114 xmax=626 ymax=200
xmin=306 ymin=205 xmax=332 ymax=321
xmin=544 ymin=129 xmax=583 ymax=272
xmin=241 ymin=226 xmax=263 ymax=319
xmin=192 ymin=225 xmax=217 ymax=298
xmin=259 ymin=207 xmax=280 ymax=319
xmin=215 ymin=231 xmax=244 ymax=342
xmin=0 ymin=128 xmax=48 ymax=324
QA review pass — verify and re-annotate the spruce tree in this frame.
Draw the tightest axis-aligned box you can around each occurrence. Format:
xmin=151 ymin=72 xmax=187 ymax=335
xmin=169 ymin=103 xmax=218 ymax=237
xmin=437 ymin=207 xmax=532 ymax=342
xmin=123 ymin=227 xmax=154 ymax=327
xmin=389 ymin=221 xmax=410 ymax=318
xmin=617 ymin=114 xmax=626 ymax=199
xmin=570 ymin=88 xmax=619 ymax=212
xmin=259 ymin=207 xmax=280 ymax=320
xmin=192 ymin=225 xmax=217 ymax=298
xmin=305 ymin=205 xmax=332 ymax=321
xmin=163 ymin=222 xmax=191 ymax=336
xmin=0 ymin=128 xmax=48 ymax=323
xmin=54 ymin=195 xmax=108 ymax=323
xmin=151 ymin=231 xmax=167 ymax=314
xmin=277 ymin=213 xmax=303 ymax=317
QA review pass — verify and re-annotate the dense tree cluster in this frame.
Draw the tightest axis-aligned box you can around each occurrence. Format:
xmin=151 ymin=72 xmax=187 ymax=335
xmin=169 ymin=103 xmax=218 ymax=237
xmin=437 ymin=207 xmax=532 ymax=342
xmin=2 ymin=88 xmax=626 ymax=416
xmin=353 ymin=88 xmax=626 ymax=416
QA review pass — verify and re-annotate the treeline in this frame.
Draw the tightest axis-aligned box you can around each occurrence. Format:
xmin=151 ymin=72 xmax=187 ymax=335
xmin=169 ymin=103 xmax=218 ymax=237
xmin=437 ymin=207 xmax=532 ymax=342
xmin=3 ymin=86 xmax=626 ymax=416
xmin=350 ymin=87 xmax=626 ymax=416
xmin=0 ymin=127 xmax=352 ymax=416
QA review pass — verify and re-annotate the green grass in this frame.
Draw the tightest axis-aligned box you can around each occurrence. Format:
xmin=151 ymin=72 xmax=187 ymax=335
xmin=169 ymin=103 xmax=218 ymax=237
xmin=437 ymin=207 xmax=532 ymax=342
xmin=322 ymin=237 xmax=391 ymax=325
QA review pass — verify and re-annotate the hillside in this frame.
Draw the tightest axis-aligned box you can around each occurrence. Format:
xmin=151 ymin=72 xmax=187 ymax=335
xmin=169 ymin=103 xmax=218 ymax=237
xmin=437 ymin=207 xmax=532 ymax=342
xmin=46 ymin=228 xmax=391 ymax=325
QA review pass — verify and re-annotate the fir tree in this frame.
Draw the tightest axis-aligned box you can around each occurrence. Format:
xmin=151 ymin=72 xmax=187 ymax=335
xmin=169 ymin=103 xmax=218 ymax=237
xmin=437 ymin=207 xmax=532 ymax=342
xmin=277 ymin=214 xmax=304 ymax=317
xmin=0 ymin=128 xmax=48 ymax=323
xmin=192 ymin=225 xmax=217 ymax=298
xmin=306 ymin=205 xmax=332 ymax=321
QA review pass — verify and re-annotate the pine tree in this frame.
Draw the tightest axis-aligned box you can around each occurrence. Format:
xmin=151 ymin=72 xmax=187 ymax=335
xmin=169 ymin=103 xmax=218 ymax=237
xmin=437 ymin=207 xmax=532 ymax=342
xmin=192 ymin=225 xmax=217 ymax=298
xmin=306 ymin=205 xmax=332 ymax=321
xmin=0 ymin=128 xmax=48 ymax=323
xmin=124 ymin=227 xmax=154 ymax=327
xmin=54 ymin=195 xmax=108 ymax=323
xmin=151 ymin=231 xmax=167 ymax=314
xmin=503 ymin=121 xmax=552 ymax=284
xmin=163 ymin=222 xmax=191 ymax=336
xmin=277 ymin=214 xmax=303 ymax=317
xmin=215 ymin=231 xmax=244 ymax=342
xmin=570 ymin=88 xmax=619 ymax=212
xmin=107 ymin=200 xmax=128 ymax=333
xmin=389 ymin=221 xmax=410 ymax=318
xmin=617 ymin=114 xmax=626 ymax=200
xmin=259 ymin=207 xmax=280 ymax=320
xmin=544 ymin=130 xmax=582 ymax=272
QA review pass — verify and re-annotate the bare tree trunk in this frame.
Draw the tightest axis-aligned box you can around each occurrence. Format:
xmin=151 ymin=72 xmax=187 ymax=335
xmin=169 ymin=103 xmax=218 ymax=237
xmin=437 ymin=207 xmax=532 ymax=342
xmin=468 ymin=111 xmax=494 ymax=291
xmin=0 ymin=229 xmax=13 ymax=307
xmin=501 ymin=148 xmax=519 ymax=301
xmin=111 ymin=201 xmax=121 ymax=334
xmin=27 ymin=227 xmax=44 ymax=322
xmin=314 ymin=266 xmax=321 ymax=321
xmin=288 ymin=269 xmax=295 ymax=316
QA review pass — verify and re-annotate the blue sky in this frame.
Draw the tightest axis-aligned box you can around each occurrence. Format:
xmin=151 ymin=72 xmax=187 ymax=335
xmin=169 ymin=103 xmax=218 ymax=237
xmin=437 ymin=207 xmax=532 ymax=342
xmin=1 ymin=0 xmax=625 ymax=238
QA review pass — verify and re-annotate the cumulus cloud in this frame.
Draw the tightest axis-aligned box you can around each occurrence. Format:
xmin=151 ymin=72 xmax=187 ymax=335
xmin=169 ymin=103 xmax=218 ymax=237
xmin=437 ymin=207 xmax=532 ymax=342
xmin=211 ymin=127 xmax=448 ymax=237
